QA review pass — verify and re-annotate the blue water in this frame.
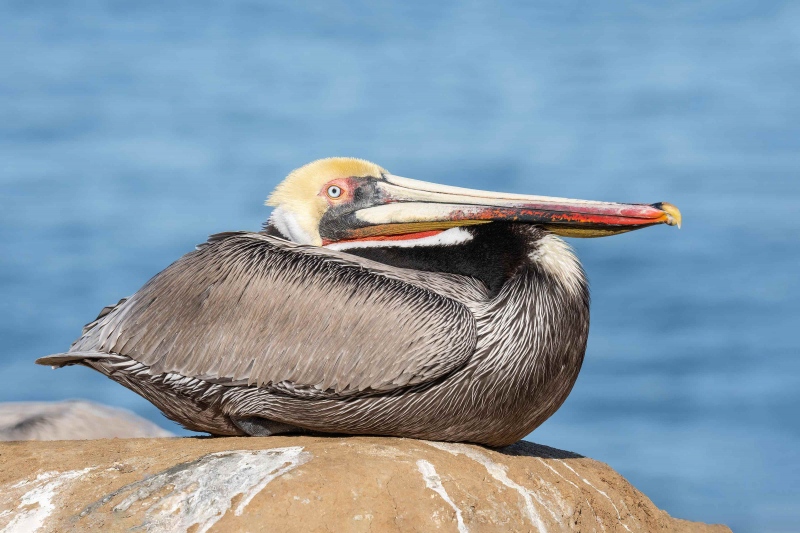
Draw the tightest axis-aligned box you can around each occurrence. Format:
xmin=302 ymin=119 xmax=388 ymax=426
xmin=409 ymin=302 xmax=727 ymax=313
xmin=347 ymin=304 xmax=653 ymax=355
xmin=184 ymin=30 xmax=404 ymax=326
xmin=2 ymin=2 xmax=798 ymax=531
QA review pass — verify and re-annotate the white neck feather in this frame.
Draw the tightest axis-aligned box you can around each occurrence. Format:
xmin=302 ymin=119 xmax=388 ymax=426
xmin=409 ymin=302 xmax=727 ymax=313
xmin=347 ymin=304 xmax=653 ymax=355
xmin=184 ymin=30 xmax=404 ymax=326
xmin=270 ymin=207 xmax=316 ymax=245
xmin=528 ymin=234 xmax=586 ymax=297
xmin=324 ymin=227 xmax=474 ymax=251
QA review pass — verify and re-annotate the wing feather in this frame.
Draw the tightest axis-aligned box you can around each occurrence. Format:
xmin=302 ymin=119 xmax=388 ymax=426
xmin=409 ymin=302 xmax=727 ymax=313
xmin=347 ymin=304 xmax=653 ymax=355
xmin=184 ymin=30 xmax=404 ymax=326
xmin=51 ymin=232 xmax=478 ymax=395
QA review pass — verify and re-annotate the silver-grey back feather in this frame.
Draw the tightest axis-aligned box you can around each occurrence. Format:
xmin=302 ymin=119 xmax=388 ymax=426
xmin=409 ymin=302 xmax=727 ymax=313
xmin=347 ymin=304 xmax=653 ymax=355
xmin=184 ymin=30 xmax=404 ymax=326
xmin=55 ymin=233 xmax=480 ymax=395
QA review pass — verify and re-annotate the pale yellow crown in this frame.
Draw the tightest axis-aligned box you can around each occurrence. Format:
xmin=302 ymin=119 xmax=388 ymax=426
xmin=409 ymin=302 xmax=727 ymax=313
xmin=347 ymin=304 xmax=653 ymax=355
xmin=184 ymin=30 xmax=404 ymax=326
xmin=266 ymin=157 xmax=387 ymax=245
xmin=267 ymin=157 xmax=386 ymax=207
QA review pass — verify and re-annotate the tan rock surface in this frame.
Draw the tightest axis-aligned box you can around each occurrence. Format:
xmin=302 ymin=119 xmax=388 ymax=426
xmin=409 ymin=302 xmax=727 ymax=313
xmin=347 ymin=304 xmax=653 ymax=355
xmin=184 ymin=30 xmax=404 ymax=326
xmin=0 ymin=400 xmax=173 ymax=441
xmin=0 ymin=436 xmax=729 ymax=533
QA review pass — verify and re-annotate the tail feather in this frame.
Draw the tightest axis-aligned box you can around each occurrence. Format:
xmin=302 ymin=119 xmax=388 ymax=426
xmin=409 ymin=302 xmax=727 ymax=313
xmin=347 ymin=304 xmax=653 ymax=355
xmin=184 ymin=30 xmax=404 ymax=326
xmin=36 ymin=351 xmax=110 ymax=368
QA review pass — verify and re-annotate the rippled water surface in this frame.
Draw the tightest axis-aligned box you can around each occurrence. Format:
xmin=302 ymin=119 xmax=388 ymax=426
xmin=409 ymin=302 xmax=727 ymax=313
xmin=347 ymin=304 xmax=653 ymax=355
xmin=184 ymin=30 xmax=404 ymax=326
xmin=2 ymin=2 xmax=798 ymax=531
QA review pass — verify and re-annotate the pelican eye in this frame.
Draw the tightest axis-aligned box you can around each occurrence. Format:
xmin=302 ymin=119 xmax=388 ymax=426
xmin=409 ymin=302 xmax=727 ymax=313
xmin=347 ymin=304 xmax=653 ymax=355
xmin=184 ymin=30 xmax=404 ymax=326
xmin=327 ymin=185 xmax=342 ymax=198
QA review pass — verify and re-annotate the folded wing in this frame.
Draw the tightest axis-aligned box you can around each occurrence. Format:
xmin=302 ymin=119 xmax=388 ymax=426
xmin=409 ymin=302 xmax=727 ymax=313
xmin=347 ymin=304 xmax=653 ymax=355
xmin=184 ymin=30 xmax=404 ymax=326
xmin=38 ymin=233 xmax=478 ymax=396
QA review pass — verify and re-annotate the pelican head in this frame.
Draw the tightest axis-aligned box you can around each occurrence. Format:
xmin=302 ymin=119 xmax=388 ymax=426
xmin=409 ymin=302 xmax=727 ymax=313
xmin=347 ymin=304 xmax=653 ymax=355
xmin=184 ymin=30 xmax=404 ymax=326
xmin=266 ymin=157 xmax=681 ymax=248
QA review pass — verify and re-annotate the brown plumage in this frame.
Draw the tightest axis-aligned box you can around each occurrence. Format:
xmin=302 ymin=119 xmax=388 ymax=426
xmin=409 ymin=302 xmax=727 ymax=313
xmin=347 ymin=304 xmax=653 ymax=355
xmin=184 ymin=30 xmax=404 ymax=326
xmin=38 ymin=158 xmax=680 ymax=446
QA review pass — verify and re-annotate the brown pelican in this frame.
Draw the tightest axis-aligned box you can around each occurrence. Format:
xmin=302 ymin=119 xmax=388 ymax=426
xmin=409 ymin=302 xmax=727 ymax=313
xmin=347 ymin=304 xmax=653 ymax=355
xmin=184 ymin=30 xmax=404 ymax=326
xmin=37 ymin=158 xmax=681 ymax=447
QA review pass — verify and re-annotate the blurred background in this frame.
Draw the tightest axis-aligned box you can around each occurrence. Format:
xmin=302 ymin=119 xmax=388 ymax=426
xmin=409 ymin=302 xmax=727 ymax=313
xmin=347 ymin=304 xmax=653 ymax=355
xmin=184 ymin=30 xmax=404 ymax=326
xmin=1 ymin=1 xmax=798 ymax=531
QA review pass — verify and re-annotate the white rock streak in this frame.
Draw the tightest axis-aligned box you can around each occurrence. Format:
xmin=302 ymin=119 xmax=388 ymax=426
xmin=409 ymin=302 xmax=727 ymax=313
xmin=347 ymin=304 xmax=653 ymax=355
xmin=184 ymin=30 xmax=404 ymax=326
xmin=536 ymin=458 xmax=604 ymax=532
xmin=554 ymin=459 xmax=630 ymax=532
xmin=101 ymin=447 xmax=311 ymax=533
xmin=416 ymin=459 xmax=468 ymax=533
xmin=1 ymin=468 xmax=93 ymax=533
xmin=428 ymin=442 xmax=561 ymax=532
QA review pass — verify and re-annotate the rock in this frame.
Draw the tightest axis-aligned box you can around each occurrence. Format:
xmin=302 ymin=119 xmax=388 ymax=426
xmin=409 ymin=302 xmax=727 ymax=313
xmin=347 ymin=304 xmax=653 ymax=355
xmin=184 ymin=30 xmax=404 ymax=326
xmin=0 ymin=436 xmax=729 ymax=533
xmin=0 ymin=400 xmax=173 ymax=441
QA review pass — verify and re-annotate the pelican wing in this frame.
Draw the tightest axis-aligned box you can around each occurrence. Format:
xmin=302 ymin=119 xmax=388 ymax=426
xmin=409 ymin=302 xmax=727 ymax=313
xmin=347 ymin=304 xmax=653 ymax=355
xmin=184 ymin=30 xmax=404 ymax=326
xmin=40 ymin=232 xmax=478 ymax=395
